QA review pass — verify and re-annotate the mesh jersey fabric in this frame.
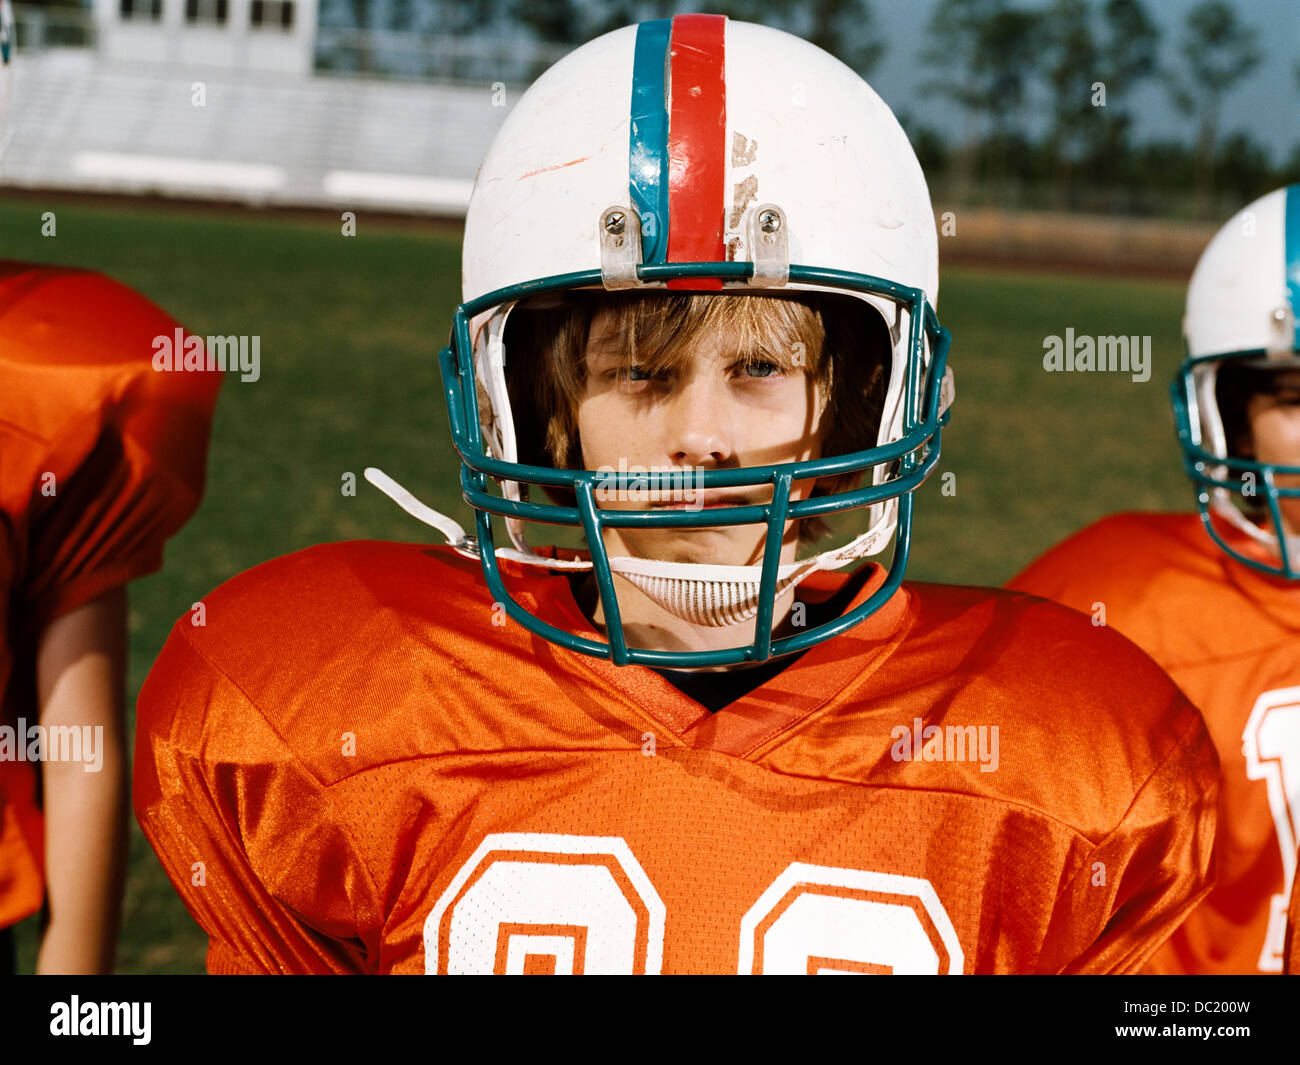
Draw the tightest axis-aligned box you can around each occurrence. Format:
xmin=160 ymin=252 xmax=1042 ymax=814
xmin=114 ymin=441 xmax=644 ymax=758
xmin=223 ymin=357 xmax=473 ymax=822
xmin=1011 ymin=510 xmax=1300 ymax=974
xmin=135 ymin=540 xmax=1217 ymax=974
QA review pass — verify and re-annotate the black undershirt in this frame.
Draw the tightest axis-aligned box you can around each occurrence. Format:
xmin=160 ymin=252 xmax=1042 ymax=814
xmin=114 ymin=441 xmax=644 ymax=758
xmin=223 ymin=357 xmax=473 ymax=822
xmin=651 ymin=653 xmax=808 ymax=712
xmin=569 ymin=571 xmax=863 ymax=713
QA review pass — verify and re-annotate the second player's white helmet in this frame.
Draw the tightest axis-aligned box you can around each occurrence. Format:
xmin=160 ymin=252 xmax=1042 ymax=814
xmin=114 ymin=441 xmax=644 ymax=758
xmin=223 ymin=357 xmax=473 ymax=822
xmin=1174 ymin=184 xmax=1300 ymax=577
xmin=0 ymin=0 xmax=14 ymax=147
xmin=370 ymin=15 xmax=953 ymax=666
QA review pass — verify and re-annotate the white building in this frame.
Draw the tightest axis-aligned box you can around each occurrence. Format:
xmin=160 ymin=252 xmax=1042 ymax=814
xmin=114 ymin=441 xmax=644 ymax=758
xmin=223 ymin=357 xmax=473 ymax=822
xmin=0 ymin=0 xmax=520 ymax=214
xmin=94 ymin=0 xmax=318 ymax=75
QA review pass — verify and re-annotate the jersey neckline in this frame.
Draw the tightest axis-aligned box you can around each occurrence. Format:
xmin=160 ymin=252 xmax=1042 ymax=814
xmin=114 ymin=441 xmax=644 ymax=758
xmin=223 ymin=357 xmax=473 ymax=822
xmin=519 ymin=559 xmax=915 ymax=758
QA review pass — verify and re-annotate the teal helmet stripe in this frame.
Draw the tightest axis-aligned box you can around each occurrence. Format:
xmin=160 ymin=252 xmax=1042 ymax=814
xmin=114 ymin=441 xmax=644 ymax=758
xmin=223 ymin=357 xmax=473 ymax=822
xmin=1287 ymin=183 xmax=1300 ymax=350
xmin=628 ymin=19 xmax=671 ymax=264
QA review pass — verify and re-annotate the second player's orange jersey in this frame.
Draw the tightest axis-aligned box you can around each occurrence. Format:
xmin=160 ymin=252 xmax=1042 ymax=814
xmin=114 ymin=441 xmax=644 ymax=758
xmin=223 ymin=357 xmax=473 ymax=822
xmin=1010 ymin=511 xmax=1300 ymax=974
xmin=0 ymin=260 xmax=222 ymax=927
xmin=135 ymin=541 xmax=1217 ymax=974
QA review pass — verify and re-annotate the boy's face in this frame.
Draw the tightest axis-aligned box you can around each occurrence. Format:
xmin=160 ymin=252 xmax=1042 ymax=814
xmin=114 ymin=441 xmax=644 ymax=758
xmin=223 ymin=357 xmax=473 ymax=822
xmin=577 ymin=304 xmax=827 ymax=567
xmin=1246 ymin=368 xmax=1300 ymax=536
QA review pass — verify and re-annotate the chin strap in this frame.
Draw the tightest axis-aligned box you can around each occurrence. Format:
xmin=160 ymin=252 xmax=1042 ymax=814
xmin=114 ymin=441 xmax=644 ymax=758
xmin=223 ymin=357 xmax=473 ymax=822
xmin=1209 ymin=491 xmax=1300 ymax=563
xmin=364 ymin=466 xmax=892 ymax=627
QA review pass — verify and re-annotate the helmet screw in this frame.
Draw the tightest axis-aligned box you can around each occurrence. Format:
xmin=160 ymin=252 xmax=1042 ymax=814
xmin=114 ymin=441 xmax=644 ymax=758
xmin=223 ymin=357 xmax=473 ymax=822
xmin=1272 ymin=308 xmax=1289 ymax=324
xmin=604 ymin=211 xmax=626 ymax=235
xmin=759 ymin=209 xmax=781 ymax=233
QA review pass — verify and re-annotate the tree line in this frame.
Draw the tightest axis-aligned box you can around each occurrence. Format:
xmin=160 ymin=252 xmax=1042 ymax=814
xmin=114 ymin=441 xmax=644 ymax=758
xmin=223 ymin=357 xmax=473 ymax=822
xmin=313 ymin=0 xmax=1297 ymax=218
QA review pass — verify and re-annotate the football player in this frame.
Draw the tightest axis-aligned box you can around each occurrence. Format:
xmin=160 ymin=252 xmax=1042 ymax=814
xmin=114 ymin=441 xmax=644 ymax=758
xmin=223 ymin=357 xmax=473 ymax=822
xmin=1010 ymin=185 xmax=1300 ymax=974
xmin=135 ymin=15 xmax=1216 ymax=974
xmin=0 ymin=0 xmax=223 ymax=973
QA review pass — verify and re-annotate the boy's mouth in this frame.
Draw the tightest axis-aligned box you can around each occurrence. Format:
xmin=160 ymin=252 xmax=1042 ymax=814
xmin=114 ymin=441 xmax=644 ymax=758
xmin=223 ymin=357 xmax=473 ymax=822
xmin=649 ymin=492 xmax=757 ymax=510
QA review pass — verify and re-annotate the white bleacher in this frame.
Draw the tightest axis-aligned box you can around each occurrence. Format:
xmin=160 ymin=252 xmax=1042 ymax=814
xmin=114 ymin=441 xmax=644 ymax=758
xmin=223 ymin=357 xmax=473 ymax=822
xmin=0 ymin=2 xmax=530 ymax=216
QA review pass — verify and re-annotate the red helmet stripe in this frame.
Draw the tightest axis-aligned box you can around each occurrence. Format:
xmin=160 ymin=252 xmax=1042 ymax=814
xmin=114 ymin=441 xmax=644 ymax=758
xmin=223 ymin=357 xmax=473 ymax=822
xmin=665 ymin=14 xmax=727 ymax=290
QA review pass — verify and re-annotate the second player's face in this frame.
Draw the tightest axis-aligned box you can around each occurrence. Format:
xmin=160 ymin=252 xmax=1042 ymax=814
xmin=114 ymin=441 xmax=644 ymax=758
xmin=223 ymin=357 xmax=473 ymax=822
xmin=576 ymin=308 xmax=826 ymax=567
xmin=1247 ymin=369 xmax=1300 ymax=537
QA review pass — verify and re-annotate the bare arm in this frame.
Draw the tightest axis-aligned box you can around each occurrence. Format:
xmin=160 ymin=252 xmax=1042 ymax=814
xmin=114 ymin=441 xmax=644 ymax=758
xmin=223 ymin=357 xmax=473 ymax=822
xmin=34 ymin=587 xmax=128 ymax=975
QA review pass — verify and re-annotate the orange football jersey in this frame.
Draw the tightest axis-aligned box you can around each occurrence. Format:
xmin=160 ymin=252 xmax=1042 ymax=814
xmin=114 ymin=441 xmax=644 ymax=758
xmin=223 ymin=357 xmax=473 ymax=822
xmin=1010 ymin=511 xmax=1300 ymax=974
xmin=0 ymin=260 xmax=222 ymax=928
xmin=135 ymin=540 xmax=1217 ymax=974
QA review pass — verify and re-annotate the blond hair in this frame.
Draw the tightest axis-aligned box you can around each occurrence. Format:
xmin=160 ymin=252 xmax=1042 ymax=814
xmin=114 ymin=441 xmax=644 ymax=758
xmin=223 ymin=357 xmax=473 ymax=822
xmin=501 ymin=291 xmax=889 ymax=543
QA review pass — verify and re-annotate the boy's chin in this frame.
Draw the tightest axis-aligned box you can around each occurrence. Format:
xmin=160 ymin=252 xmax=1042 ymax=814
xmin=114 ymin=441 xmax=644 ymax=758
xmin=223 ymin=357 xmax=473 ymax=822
xmin=614 ymin=530 xmax=764 ymax=568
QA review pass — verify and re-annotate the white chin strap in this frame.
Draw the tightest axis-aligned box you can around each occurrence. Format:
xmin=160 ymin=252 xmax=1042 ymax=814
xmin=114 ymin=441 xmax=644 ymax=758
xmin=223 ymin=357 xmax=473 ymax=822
xmin=1209 ymin=491 xmax=1300 ymax=562
xmin=364 ymin=467 xmax=893 ymax=627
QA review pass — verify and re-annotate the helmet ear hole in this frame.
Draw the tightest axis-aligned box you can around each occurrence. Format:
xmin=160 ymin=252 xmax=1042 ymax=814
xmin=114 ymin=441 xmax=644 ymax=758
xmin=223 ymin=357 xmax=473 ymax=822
xmin=797 ymin=295 xmax=892 ymax=546
xmin=502 ymin=296 xmax=587 ymax=508
xmin=811 ymin=295 xmax=892 ymax=469
xmin=1215 ymin=361 xmax=1264 ymax=462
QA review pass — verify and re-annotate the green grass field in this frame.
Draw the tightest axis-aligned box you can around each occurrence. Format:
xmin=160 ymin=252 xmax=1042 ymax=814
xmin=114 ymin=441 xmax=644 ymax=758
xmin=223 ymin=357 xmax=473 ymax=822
xmin=1 ymin=196 xmax=1191 ymax=973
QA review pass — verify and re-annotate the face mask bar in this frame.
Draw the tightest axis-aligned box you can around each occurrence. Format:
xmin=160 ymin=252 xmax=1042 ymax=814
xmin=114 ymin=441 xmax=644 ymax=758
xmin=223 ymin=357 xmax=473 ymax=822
xmin=1172 ymin=351 xmax=1300 ymax=579
xmin=440 ymin=262 xmax=951 ymax=667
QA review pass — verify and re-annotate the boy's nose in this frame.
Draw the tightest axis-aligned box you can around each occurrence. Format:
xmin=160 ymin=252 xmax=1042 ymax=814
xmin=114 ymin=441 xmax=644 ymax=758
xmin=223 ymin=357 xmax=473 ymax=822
xmin=665 ymin=377 xmax=731 ymax=468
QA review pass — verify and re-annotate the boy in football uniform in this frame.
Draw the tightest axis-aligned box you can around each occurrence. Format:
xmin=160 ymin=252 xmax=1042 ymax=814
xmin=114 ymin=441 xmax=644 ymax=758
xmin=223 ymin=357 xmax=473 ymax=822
xmin=1011 ymin=185 xmax=1300 ymax=974
xmin=134 ymin=15 xmax=1216 ymax=974
xmin=0 ymin=3 xmax=224 ymax=973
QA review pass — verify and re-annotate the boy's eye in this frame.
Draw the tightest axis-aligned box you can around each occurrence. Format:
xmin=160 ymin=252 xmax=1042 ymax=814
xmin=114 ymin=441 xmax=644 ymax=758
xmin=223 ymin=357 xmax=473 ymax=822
xmin=607 ymin=363 xmax=659 ymax=388
xmin=742 ymin=360 xmax=781 ymax=379
xmin=1257 ymin=389 xmax=1300 ymax=408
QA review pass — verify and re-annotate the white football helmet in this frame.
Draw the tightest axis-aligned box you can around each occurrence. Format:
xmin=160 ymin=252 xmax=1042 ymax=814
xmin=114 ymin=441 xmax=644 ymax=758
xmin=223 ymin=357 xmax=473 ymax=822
xmin=0 ymin=0 xmax=13 ymax=149
xmin=1173 ymin=184 xmax=1300 ymax=578
xmin=369 ymin=15 xmax=953 ymax=665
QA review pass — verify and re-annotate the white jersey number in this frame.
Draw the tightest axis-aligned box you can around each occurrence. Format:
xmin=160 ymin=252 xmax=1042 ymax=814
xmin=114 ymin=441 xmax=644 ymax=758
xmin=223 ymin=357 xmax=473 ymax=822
xmin=1242 ymin=686 xmax=1300 ymax=972
xmin=425 ymin=832 xmax=962 ymax=974
xmin=425 ymin=833 xmax=666 ymax=974
xmin=739 ymin=862 xmax=963 ymax=974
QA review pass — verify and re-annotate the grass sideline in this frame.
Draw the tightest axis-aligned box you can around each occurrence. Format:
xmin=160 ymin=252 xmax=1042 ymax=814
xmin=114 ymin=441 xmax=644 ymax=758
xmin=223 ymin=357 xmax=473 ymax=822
xmin=2 ymin=196 xmax=1191 ymax=973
